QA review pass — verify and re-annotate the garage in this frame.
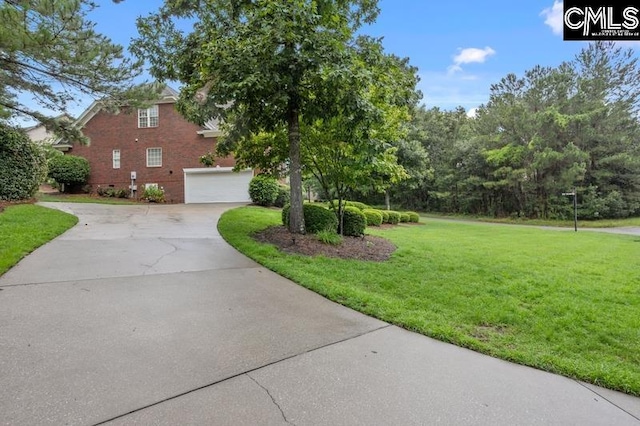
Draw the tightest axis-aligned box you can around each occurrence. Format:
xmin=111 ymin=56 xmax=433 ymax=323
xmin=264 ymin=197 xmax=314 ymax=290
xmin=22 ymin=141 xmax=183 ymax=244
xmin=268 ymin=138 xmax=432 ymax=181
xmin=183 ymin=167 xmax=253 ymax=204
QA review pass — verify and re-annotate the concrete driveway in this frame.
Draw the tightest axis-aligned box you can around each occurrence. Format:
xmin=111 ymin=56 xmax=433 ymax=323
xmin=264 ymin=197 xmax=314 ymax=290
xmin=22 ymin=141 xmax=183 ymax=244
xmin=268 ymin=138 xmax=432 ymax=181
xmin=1 ymin=203 xmax=639 ymax=425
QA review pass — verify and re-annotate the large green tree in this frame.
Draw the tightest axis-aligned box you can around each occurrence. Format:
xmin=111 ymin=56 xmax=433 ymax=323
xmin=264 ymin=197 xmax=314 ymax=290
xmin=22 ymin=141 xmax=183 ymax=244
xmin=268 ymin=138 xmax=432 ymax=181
xmin=0 ymin=0 xmax=155 ymax=140
xmin=217 ymin=37 xmax=420 ymax=227
xmin=402 ymin=42 xmax=640 ymax=220
xmin=132 ymin=0 xmax=384 ymax=234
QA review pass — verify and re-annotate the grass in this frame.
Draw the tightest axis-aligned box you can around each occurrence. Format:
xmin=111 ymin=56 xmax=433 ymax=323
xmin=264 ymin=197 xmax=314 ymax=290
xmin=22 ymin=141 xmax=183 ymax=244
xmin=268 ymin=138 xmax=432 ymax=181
xmin=218 ymin=206 xmax=640 ymax=396
xmin=35 ymin=192 xmax=139 ymax=205
xmin=0 ymin=205 xmax=78 ymax=275
xmin=420 ymin=211 xmax=640 ymax=228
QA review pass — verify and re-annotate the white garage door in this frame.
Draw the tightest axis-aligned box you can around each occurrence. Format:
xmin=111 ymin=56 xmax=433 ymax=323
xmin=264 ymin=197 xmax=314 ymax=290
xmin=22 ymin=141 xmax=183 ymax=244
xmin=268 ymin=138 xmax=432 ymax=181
xmin=184 ymin=167 xmax=253 ymax=204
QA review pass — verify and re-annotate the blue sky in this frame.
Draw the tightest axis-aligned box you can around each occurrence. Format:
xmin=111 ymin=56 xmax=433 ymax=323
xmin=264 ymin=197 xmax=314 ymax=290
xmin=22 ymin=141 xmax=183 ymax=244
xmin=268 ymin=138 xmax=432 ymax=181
xmin=23 ymin=1 xmax=639 ymax=122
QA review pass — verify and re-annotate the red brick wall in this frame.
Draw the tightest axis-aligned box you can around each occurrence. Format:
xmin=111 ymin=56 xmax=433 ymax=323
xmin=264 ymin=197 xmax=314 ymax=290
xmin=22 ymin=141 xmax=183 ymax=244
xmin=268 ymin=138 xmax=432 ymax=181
xmin=69 ymin=103 xmax=236 ymax=203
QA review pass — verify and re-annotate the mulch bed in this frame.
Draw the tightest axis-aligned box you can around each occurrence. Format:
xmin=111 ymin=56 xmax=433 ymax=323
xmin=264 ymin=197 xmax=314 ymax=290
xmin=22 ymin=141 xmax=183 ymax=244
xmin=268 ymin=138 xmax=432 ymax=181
xmin=253 ymin=225 xmax=397 ymax=262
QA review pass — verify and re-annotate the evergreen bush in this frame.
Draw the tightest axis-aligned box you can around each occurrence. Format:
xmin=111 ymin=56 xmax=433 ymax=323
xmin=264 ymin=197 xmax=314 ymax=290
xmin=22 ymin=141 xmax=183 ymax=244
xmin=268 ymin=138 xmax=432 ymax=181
xmin=407 ymin=211 xmax=420 ymax=223
xmin=48 ymin=154 xmax=90 ymax=191
xmin=282 ymin=203 xmax=338 ymax=234
xmin=0 ymin=125 xmax=46 ymax=201
xmin=340 ymin=206 xmax=366 ymax=236
xmin=387 ymin=211 xmax=401 ymax=224
xmin=249 ymin=175 xmax=279 ymax=206
xmin=362 ymin=209 xmax=383 ymax=226
xmin=274 ymin=184 xmax=290 ymax=208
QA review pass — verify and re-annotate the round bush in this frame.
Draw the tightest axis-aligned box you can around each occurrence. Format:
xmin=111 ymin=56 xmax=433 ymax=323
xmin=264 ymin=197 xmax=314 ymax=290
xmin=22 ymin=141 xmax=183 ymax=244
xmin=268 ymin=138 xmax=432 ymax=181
xmin=339 ymin=206 xmax=366 ymax=237
xmin=407 ymin=211 xmax=420 ymax=223
xmin=282 ymin=204 xmax=291 ymax=226
xmin=282 ymin=203 xmax=338 ymax=234
xmin=249 ymin=175 xmax=279 ymax=206
xmin=48 ymin=154 xmax=90 ymax=191
xmin=362 ymin=209 xmax=383 ymax=226
xmin=387 ymin=210 xmax=401 ymax=225
xmin=379 ymin=210 xmax=390 ymax=224
xmin=0 ymin=125 xmax=47 ymax=201
xmin=400 ymin=212 xmax=410 ymax=223
xmin=274 ymin=184 xmax=290 ymax=208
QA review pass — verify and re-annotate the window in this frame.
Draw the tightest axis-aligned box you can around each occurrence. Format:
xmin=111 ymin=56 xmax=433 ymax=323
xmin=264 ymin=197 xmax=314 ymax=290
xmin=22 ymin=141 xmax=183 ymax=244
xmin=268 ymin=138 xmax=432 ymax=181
xmin=112 ymin=149 xmax=120 ymax=169
xmin=144 ymin=183 xmax=158 ymax=190
xmin=138 ymin=105 xmax=159 ymax=128
xmin=146 ymin=147 xmax=162 ymax=167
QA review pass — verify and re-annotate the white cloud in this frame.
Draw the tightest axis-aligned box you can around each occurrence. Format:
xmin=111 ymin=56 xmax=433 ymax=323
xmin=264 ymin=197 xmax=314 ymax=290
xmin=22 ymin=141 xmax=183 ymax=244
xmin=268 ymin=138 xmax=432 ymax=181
xmin=448 ymin=47 xmax=496 ymax=74
xmin=418 ymin=71 xmax=494 ymax=111
xmin=541 ymin=1 xmax=563 ymax=35
xmin=466 ymin=108 xmax=478 ymax=118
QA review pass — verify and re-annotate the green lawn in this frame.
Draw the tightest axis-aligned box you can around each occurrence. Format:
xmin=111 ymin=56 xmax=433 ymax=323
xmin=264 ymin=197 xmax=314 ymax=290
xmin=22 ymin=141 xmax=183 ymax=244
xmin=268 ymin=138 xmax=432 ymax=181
xmin=421 ymin=211 xmax=640 ymax=228
xmin=0 ymin=205 xmax=78 ymax=275
xmin=218 ymin=206 xmax=640 ymax=396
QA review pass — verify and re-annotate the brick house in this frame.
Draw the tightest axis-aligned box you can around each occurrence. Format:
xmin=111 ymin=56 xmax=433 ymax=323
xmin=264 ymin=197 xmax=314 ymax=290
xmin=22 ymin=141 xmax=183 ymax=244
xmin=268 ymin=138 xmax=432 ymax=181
xmin=59 ymin=87 xmax=252 ymax=203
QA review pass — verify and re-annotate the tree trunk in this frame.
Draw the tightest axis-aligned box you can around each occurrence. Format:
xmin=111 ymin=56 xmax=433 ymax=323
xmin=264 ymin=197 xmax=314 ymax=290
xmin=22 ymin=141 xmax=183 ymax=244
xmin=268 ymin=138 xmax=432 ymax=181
xmin=384 ymin=190 xmax=390 ymax=210
xmin=287 ymin=105 xmax=305 ymax=234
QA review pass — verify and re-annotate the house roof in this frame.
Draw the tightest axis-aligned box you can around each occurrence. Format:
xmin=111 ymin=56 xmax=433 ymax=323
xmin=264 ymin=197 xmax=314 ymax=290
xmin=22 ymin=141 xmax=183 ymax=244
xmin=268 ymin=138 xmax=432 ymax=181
xmin=198 ymin=118 xmax=223 ymax=138
xmin=55 ymin=85 xmax=221 ymax=146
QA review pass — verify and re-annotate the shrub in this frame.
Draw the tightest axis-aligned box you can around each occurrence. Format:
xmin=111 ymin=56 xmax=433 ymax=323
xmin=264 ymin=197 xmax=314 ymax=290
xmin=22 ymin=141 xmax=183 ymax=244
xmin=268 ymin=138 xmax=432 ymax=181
xmin=274 ymin=184 xmax=290 ymax=208
xmin=331 ymin=200 xmax=370 ymax=211
xmin=0 ymin=125 xmax=47 ymax=201
xmin=316 ymin=229 xmax=343 ymax=245
xmin=362 ymin=209 xmax=383 ymax=226
xmin=304 ymin=204 xmax=338 ymax=234
xmin=249 ymin=175 xmax=279 ymax=206
xmin=141 ymin=186 xmax=165 ymax=203
xmin=400 ymin=212 xmax=410 ymax=223
xmin=282 ymin=204 xmax=290 ymax=226
xmin=379 ymin=210 xmax=390 ymax=224
xmin=282 ymin=203 xmax=338 ymax=234
xmin=387 ymin=210 xmax=401 ymax=225
xmin=407 ymin=211 xmax=420 ymax=223
xmin=48 ymin=154 xmax=90 ymax=191
xmin=97 ymin=187 xmax=129 ymax=198
xmin=340 ymin=206 xmax=366 ymax=237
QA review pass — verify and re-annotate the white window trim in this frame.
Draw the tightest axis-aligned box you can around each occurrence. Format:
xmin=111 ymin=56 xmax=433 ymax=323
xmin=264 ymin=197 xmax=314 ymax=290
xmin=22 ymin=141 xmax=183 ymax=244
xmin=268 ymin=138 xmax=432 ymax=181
xmin=138 ymin=105 xmax=159 ymax=128
xmin=146 ymin=147 xmax=162 ymax=168
xmin=112 ymin=149 xmax=120 ymax=169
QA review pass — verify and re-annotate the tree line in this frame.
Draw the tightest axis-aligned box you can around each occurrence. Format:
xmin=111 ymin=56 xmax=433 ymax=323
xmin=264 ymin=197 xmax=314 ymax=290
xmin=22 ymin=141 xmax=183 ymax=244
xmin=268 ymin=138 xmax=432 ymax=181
xmin=355 ymin=42 xmax=640 ymax=220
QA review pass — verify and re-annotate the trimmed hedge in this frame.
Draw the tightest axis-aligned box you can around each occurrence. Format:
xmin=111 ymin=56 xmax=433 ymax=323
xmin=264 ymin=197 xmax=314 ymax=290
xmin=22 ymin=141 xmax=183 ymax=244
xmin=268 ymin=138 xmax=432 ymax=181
xmin=0 ymin=125 xmax=46 ymax=201
xmin=362 ymin=209 xmax=383 ymax=226
xmin=379 ymin=210 xmax=390 ymax=224
xmin=387 ymin=210 xmax=401 ymax=225
xmin=331 ymin=200 xmax=370 ymax=210
xmin=249 ymin=175 xmax=279 ymax=206
xmin=282 ymin=203 xmax=338 ymax=234
xmin=400 ymin=212 xmax=411 ymax=223
xmin=340 ymin=206 xmax=366 ymax=237
xmin=407 ymin=211 xmax=420 ymax=223
xmin=48 ymin=155 xmax=90 ymax=191
xmin=274 ymin=184 xmax=290 ymax=208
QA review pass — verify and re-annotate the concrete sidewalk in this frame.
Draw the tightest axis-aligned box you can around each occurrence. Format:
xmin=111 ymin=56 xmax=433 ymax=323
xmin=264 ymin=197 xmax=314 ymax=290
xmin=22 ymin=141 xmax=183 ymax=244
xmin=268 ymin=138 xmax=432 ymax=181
xmin=1 ymin=203 xmax=638 ymax=425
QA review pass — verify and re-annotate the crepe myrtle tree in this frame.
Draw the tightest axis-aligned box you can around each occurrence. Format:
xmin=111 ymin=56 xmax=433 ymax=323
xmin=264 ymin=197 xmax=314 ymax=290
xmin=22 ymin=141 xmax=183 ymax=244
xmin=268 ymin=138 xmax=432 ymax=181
xmin=132 ymin=0 xmax=387 ymax=234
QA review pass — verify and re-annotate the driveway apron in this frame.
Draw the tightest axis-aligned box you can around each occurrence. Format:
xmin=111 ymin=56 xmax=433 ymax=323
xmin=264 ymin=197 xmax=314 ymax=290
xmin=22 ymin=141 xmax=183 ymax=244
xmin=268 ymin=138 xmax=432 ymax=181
xmin=1 ymin=203 xmax=638 ymax=425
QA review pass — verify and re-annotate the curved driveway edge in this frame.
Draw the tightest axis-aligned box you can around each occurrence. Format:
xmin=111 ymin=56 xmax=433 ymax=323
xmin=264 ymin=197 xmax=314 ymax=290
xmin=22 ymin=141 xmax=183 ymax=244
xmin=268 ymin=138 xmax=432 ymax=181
xmin=1 ymin=203 xmax=638 ymax=425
